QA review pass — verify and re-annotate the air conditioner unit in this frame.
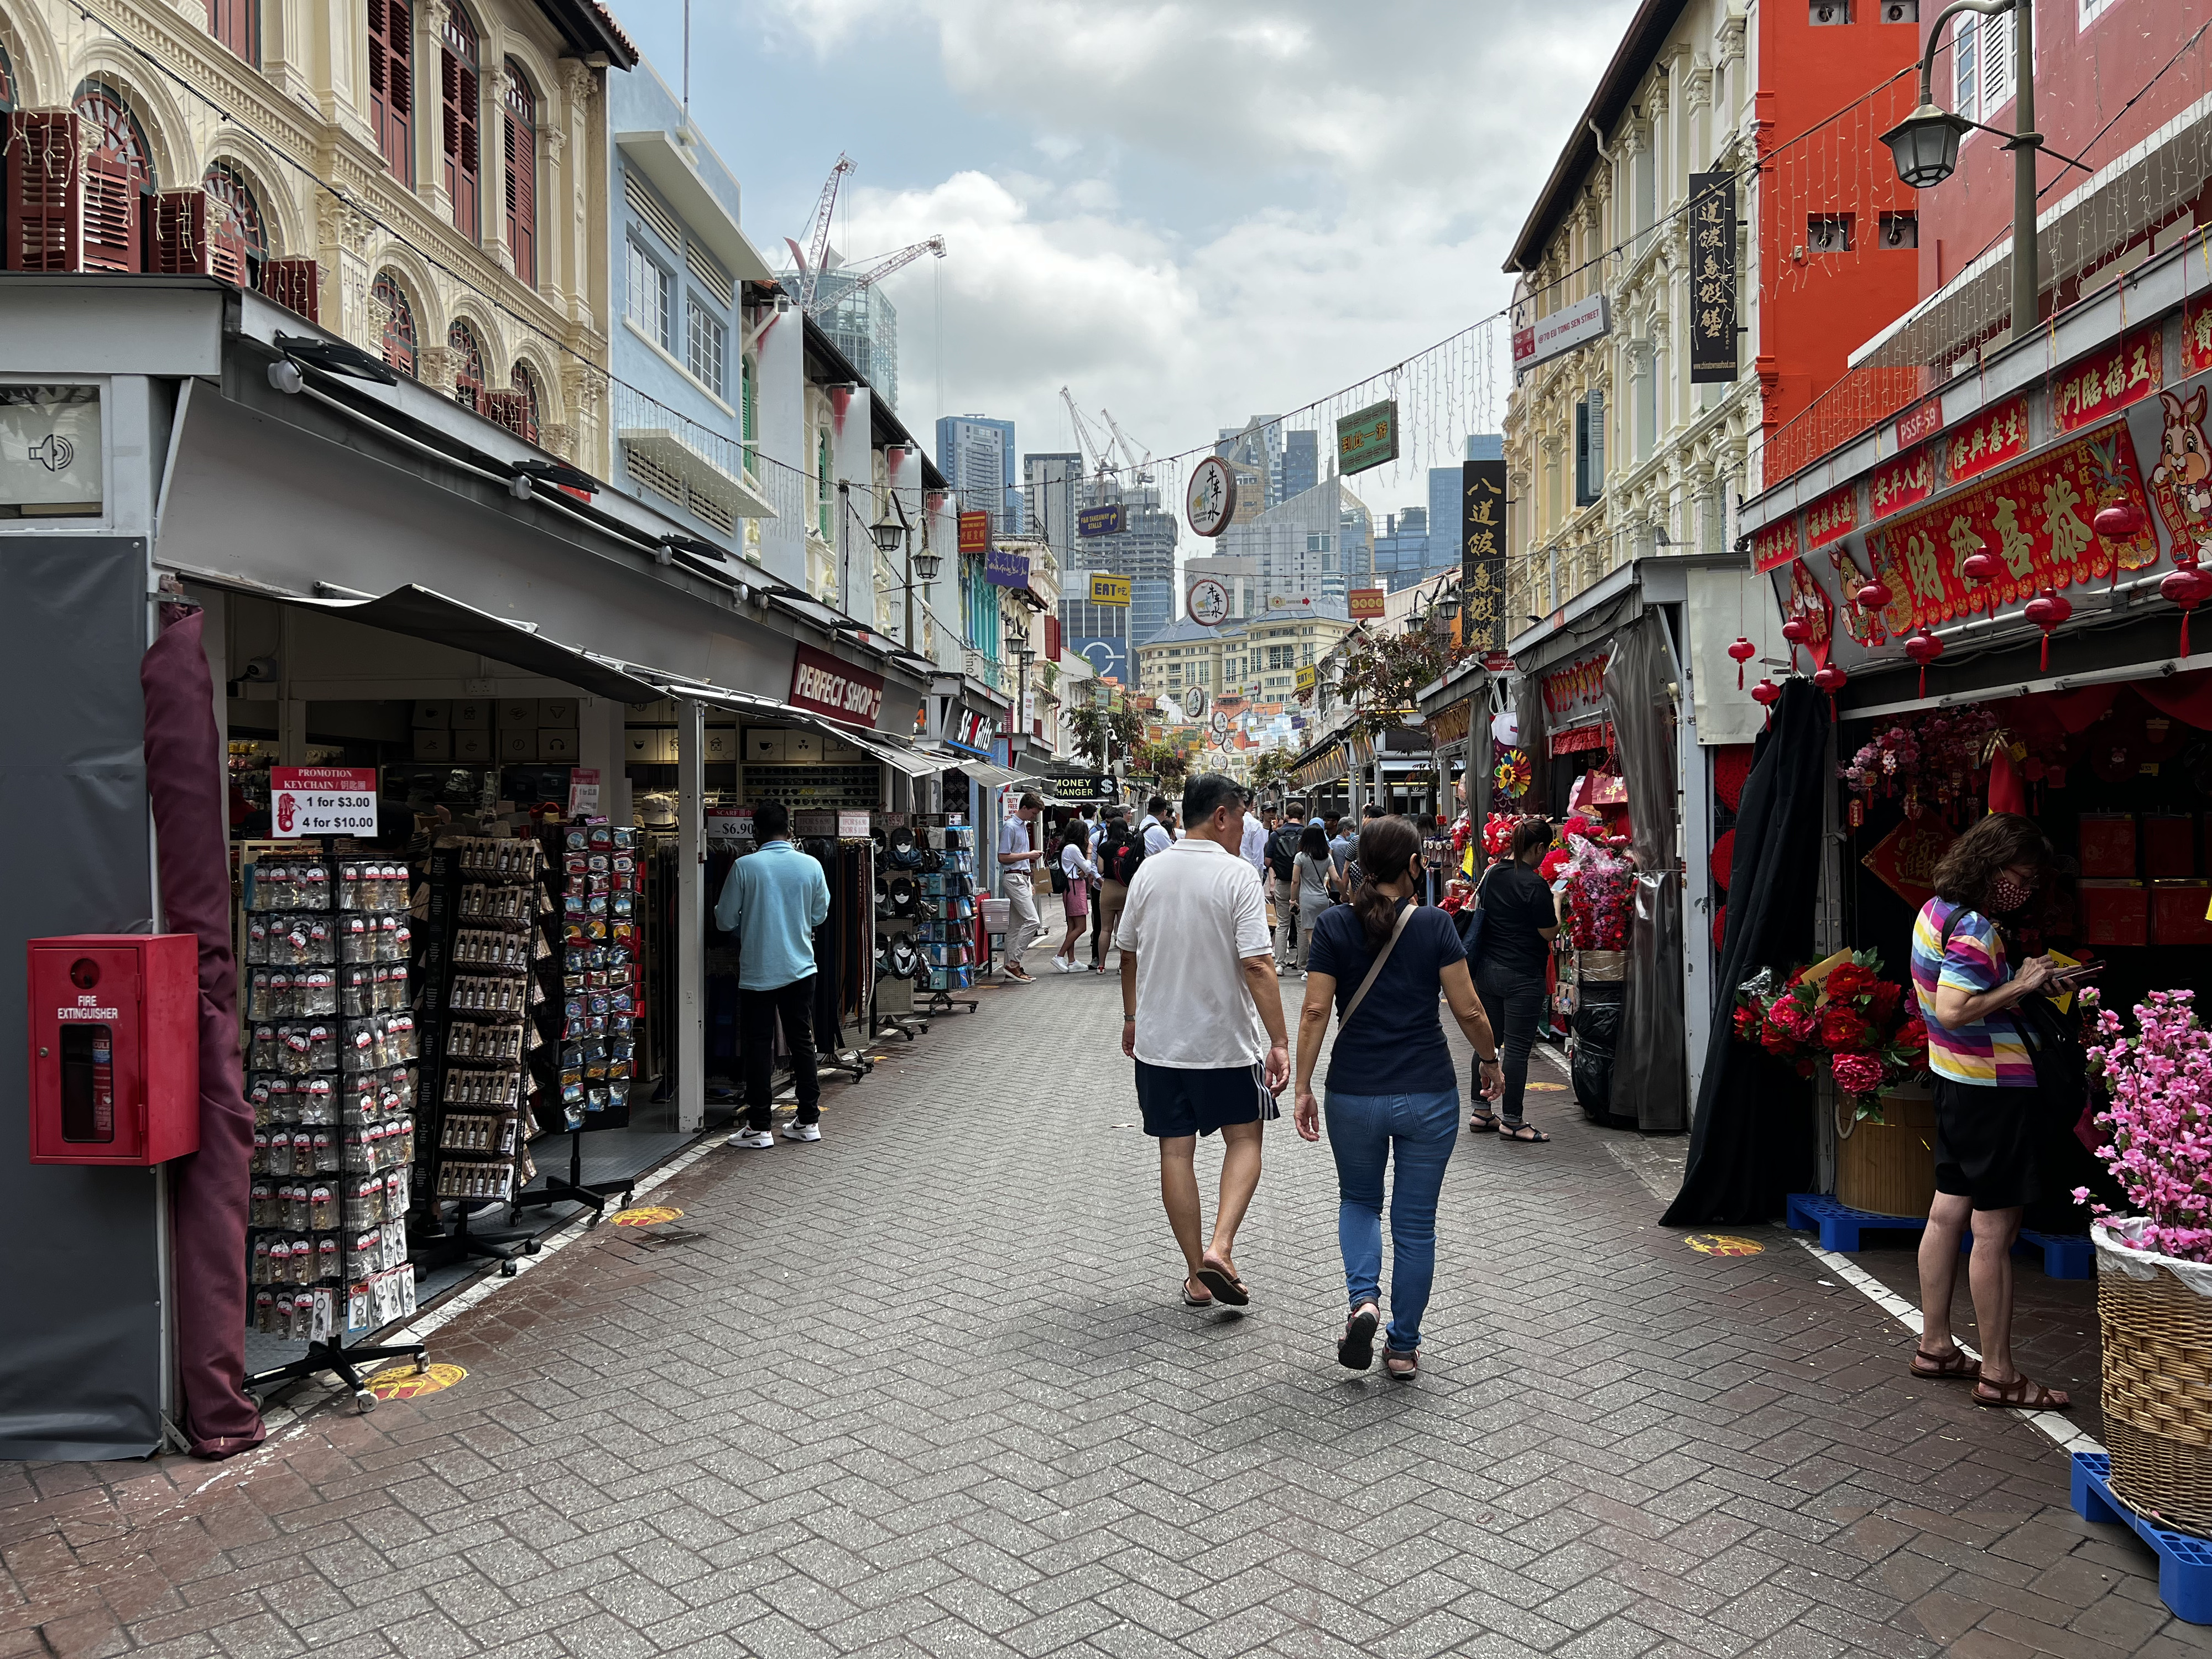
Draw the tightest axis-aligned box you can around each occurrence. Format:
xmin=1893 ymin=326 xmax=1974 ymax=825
xmin=1883 ymin=0 xmax=1918 ymax=20
xmin=1807 ymin=215 xmax=1855 ymax=254
xmin=1881 ymin=212 xmax=1919 ymax=249
xmin=1811 ymin=0 xmax=1850 ymax=21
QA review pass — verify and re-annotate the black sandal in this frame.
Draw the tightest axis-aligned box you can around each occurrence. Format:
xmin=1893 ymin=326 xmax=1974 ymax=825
xmin=1182 ymin=1276 xmax=1214 ymax=1309
xmin=1499 ymin=1121 xmax=1550 ymax=1143
xmin=1195 ymin=1259 xmax=1250 ymax=1307
xmin=1338 ymin=1303 xmax=1379 ymax=1371
xmin=1468 ymin=1110 xmax=1500 ymax=1133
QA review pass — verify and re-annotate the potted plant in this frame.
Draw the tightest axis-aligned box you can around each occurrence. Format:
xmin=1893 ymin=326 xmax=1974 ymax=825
xmin=2079 ymin=990 xmax=2212 ymax=1534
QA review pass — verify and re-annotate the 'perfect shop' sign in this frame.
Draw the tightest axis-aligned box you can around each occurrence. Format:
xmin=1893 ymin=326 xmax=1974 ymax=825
xmin=789 ymin=644 xmax=885 ymax=728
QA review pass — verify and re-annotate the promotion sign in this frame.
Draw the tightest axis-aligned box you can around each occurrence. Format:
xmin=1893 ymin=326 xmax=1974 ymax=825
xmin=1462 ymin=459 xmax=1507 ymax=654
xmin=1076 ymin=504 xmax=1126 ymax=539
xmin=1336 ymin=400 xmax=1399 ymax=477
xmin=567 ymin=767 xmax=601 ymax=818
xmin=957 ymin=511 xmax=990 ymax=554
xmin=789 ymin=642 xmax=886 ymax=728
xmin=1347 ymin=587 xmax=1385 ymax=619
xmin=269 ymin=766 xmax=378 ymax=839
xmin=1863 ymin=422 xmax=2162 ymax=633
xmin=1088 ymin=573 xmax=1131 ymax=606
xmin=1687 ymin=170 xmax=1738 ymax=384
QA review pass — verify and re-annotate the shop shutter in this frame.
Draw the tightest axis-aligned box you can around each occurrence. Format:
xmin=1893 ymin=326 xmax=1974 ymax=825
xmin=151 ymin=187 xmax=210 ymax=274
xmin=6 ymin=111 xmax=84 ymax=272
xmin=259 ymin=257 xmax=320 ymax=322
xmin=81 ymin=153 xmax=141 ymax=273
xmin=504 ymin=100 xmax=535 ymax=288
xmin=367 ymin=0 xmax=413 ymax=184
xmin=441 ymin=46 xmax=479 ymax=239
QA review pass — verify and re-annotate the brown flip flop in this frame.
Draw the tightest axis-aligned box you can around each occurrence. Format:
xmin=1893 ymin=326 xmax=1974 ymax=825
xmin=1195 ymin=1259 xmax=1249 ymax=1306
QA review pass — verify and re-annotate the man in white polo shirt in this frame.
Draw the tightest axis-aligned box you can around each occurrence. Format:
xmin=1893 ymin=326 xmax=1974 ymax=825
xmin=998 ymin=790 xmax=1046 ymax=983
xmin=1117 ymin=772 xmax=1290 ymax=1312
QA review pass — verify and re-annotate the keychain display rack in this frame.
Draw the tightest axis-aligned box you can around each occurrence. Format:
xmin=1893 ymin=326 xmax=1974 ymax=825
xmin=237 ymin=842 xmax=427 ymax=1411
xmin=513 ymin=822 xmax=642 ymax=1226
xmin=916 ymin=821 xmax=979 ymax=1017
xmin=411 ymin=836 xmax=547 ymax=1276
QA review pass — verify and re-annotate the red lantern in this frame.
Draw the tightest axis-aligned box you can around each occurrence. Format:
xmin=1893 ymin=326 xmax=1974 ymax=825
xmin=1855 ymin=577 xmax=1893 ymax=612
xmin=2023 ymin=588 xmax=2072 ymax=671
xmin=1726 ymin=635 xmax=1756 ymax=688
xmin=1780 ymin=615 xmax=1811 ymax=671
xmin=1812 ymin=662 xmax=1848 ymax=718
xmin=1961 ymin=547 xmax=2002 ymax=586
xmin=2162 ymin=565 xmax=2211 ymax=658
xmin=1904 ymin=626 xmax=1944 ymax=699
xmin=1750 ymin=676 xmax=1782 ymax=727
xmin=2094 ymin=500 xmax=2145 ymax=541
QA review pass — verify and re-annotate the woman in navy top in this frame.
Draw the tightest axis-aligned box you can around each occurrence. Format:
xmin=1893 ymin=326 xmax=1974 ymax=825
xmin=1293 ymin=816 xmax=1503 ymax=1379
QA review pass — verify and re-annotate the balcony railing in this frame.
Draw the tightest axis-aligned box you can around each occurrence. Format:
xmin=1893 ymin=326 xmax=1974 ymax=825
xmin=963 ymin=649 xmax=1005 ymax=692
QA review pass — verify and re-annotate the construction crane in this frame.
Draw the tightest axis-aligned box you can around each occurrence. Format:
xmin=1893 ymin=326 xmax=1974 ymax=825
xmin=1098 ymin=408 xmax=1152 ymax=484
xmin=803 ymin=237 xmax=946 ymax=317
xmin=1060 ymin=387 xmax=1114 ymax=482
xmin=783 ymin=153 xmax=854 ymax=311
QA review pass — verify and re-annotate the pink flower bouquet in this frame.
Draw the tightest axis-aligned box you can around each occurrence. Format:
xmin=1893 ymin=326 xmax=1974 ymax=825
xmin=2079 ymin=990 xmax=2212 ymax=1262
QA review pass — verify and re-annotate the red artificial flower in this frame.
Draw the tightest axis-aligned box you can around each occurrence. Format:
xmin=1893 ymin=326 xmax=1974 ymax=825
xmin=1825 ymin=963 xmax=1879 ymax=1004
xmin=1539 ymin=848 xmax=1571 ymax=881
xmin=1820 ymin=1003 xmax=1875 ymax=1052
xmin=1767 ymin=996 xmax=1817 ymax=1042
xmin=1866 ymin=980 xmax=1903 ymax=1027
xmin=1892 ymin=1019 xmax=1929 ymax=1056
xmin=1733 ymin=1002 xmax=1764 ymax=1044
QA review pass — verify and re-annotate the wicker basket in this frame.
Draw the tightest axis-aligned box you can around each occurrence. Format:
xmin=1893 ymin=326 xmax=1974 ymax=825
xmin=1835 ymin=1089 xmax=1937 ymax=1218
xmin=2096 ymin=1224 xmax=2212 ymax=1536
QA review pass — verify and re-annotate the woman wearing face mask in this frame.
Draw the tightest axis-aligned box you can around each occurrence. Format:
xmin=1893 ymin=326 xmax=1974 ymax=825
xmin=1908 ymin=812 xmax=2084 ymax=1412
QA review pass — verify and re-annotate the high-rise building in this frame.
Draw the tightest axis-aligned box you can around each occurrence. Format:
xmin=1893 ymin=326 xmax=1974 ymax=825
xmin=803 ymin=258 xmax=901 ymax=410
xmin=1061 ymin=477 xmax=1177 ymax=653
xmin=1212 ymin=478 xmax=1347 ymax=607
xmin=1426 ymin=467 xmax=1462 ymax=579
xmin=1371 ymin=508 xmax=1431 ymax=592
xmin=1281 ymin=430 xmax=1319 ymax=502
xmin=1217 ymin=416 xmax=1285 ymax=510
xmin=1023 ymin=452 xmax=1083 ymax=554
xmin=936 ymin=415 xmax=1018 ymax=537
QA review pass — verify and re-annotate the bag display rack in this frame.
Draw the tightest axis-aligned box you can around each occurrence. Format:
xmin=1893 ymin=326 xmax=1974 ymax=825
xmin=408 ymin=836 xmax=549 ymax=1278
xmin=234 ymin=840 xmax=428 ymax=1412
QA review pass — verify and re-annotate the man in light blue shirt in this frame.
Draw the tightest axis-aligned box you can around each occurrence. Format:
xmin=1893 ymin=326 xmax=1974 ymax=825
xmin=713 ymin=800 xmax=832 ymax=1148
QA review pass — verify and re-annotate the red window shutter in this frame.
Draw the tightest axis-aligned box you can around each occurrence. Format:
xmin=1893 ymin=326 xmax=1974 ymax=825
xmin=479 ymin=390 xmax=529 ymax=439
xmin=151 ymin=188 xmax=210 ymax=274
xmin=504 ymin=109 xmax=536 ymax=288
xmin=82 ymin=154 xmax=141 ymax=273
xmin=6 ymin=111 xmax=84 ymax=272
xmin=370 ymin=0 xmax=413 ymax=185
xmin=206 ymin=0 xmax=255 ymax=61
xmin=441 ymin=52 xmax=478 ymax=238
xmin=258 ymin=257 xmax=320 ymax=321
xmin=208 ymin=215 xmax=249 ymax=285
xmin=1045 ymin=616 xmax=1062 ymax=660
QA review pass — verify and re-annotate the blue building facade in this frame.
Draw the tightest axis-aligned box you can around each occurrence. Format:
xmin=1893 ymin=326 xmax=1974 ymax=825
xmin=606 ymin=61 xmax=774 ymax=552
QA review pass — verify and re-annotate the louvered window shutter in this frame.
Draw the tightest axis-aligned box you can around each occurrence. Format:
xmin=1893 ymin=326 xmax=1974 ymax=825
xmin=152 ymin=188 xmax=209 ymax=274
xmin=82 ymin=153 xmax=141 ymax=273
xmin=369 ymin=0 xmax=414 ymax=184
xmin=259 ymin=258 xmax=320 ymax=321
xmin=505 ymin=108 xmax=535 ymax=287
xmin=1587 ymin=389 xmax=1605 ymax=499
xmin=1573 ymin=399 xmax=1591 ymax=507
xmin=7 ymin=111 xmax=85 ymax=272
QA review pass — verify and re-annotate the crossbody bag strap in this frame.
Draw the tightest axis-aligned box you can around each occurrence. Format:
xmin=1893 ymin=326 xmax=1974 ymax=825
xmin=1339 ymin=901 xmax=1417 ymax=1030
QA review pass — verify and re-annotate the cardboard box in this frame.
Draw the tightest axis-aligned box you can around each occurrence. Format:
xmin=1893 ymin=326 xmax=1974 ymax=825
xmin=538 ymin=698 xmax=578 ymax=729
xmin=500 ymin=730 xmax=536 ymax=761
xmin=497 ymin=700 xmax=537 ymax=732
xmin=538 ymin=729 xmax=578 ymax=761
xmin=452 ymin=730 xmax=493 ymax=764
xmin=412 ymin=701 xmax=450 ymax=729
xmin=413 ymin=729 xmax=453 ymax=760
xmin=745 ymin=728 xmax=787 ymax=764
xmin=2146 ymin=814 xmax=2196 ymax=879
xmin=2079 ymin=814 xmax=2138 ymax=879
xmin=2152 ymin=881 xmax=2212 ymax=946
xmin=2079 ymin=879 xmax=2149 ymax=947
xmin=449 ymin=700 xmax=490 ymax=731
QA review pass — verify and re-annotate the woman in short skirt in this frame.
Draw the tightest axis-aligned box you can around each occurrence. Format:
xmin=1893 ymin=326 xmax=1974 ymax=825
xmin=1051 ymin=818 xmax=1098 ymax=973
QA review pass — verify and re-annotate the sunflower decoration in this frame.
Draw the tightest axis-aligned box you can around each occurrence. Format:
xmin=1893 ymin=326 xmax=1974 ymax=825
xmin=1493 ymin=748 xmax=1531 ymax=801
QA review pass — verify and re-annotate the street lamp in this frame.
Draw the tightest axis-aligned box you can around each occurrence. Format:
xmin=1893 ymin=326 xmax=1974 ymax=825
xmin=873 ymin=495 xmax=940 ymax=651
xmin=1879 ymin=0 xmax=2089 ymax=343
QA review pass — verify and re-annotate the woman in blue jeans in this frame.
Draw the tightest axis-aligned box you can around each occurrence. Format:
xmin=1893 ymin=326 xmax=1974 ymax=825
xmin=1293 ymin=816 xmax=1503 ymax=1378
xmin=1462 ymin=817 xmax=1559 ymax=1142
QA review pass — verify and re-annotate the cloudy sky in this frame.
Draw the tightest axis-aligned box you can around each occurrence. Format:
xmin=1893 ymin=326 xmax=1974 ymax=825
xmin=615 ymin=0 xmax=1636 ymax=523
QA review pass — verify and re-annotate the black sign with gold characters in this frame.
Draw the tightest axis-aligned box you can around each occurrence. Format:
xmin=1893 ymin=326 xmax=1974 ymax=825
xmin=1688 ymin=169 xmax=1738 ymax=384
xmin=1460 ymin=460 xmax=1507 ymax=655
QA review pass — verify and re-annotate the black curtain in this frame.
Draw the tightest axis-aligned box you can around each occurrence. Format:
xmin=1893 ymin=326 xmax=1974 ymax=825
xmin=1663 ymin=680 xmax=1829 ymax=1226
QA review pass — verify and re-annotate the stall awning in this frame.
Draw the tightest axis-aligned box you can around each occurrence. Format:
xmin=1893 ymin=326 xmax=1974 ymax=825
xmin=652 ymin=677 xmax=941 ymax=775
xmin=943 ymin=756 xmax=1025 ymax=787
xmin=283 ymin=585 xmax=670 ymax=702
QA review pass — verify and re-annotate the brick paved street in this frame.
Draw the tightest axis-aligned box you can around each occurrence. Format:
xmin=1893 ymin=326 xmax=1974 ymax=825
xmin=4 ymin=972 xmax=2209 ymax=1658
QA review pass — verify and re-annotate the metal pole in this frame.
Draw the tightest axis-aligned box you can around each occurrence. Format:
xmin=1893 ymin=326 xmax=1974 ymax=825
xmin=904 ymin=531 xmax=915 ymax=651
xmin=675 ymin=697 xmax=705 ymax=1134
xmin=2012 ymin=0 xmax=2038 ymax=340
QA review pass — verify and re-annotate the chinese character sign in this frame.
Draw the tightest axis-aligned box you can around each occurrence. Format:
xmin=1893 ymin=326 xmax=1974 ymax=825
xmin=1751 ymin=520 xmax=1798 ymax=573
xmin=1803 ymin=483 xmax=1856 ymax=551
xmin=1336 ymin=400 xmax=1399 ymax=477
xmin=1687 ymin=171 xmax=1737 ymax=384
xmin=1871 ymin=447 xmax=1933 ymax=520
xmin=2052 ymin=327 xmax=2163 ymax=435
xmin=1865 ymin=425 xmax=2161 ymax=633
xmin=1461 ymin=459 xmax=1507 ymax=653
xmin=957 ymin=511 xmax=990 ymax=554
xmin=1945 ymin=395 xmax=2028 ymax=484
xmin=2186 ymin=294 xmax=2212 ymax=375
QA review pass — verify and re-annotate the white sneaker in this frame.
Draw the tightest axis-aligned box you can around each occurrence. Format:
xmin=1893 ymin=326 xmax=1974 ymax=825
xmin=1051 ymin=957 xmax=1075 ymax=973
xmin=781 ymin=1120 xmax=822 ymax=1142
xmin=727 ymin=1129 xmax=774 ymax=1149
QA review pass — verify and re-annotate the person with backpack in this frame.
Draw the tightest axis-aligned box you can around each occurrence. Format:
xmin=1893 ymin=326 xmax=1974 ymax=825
xmin=1265 ymin=807 xmax=1306 ymax=968
xmin=1094 ymin=807 xmax=1144 ymax=974
xmin=1292 ymin=815 xmax=1503 ymax=1379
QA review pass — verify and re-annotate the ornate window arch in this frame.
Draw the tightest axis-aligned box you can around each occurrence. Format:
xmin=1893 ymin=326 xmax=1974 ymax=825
xmin=74 ymin=77 xmax=153 ymax=189
xmin=73 ymin=77 xmax=152 ymax=272
xmin=372 ymin=272 xmax=419 ymax=377
xmin=502 ymin=58 xmax=537 ymax=288
xmin=202 ymin=159 xmax=269 ymax=271
xmin=447 ymin=318 xmax=484 ymax=408
xmin=439 ymin=2 xmax=481 ymax=239
xmin=510 ymin=359 xmax=544 ymax=442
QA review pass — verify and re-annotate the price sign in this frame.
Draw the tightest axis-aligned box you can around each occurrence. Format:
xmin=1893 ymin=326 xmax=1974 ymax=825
xmin=567 ymin=766 xmax=601 ymax=818
xmin=269 ymin=766 xmax=379 ymax=839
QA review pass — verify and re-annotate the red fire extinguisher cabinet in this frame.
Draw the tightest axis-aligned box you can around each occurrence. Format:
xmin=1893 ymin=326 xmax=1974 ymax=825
xmin=25 ymin=934 xmax=200 ymax=1165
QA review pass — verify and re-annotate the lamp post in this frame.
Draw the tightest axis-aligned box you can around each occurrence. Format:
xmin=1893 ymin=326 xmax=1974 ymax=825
xmin=870 ymin=494 xmax=941 ymax=653
xmin=1878 ymin=0 xmax=2086 ymax=343
xmin=1014 ymin=645 xmax=1036 ymax=745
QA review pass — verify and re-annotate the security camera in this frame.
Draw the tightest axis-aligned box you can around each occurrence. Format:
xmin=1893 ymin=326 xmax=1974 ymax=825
xmin=241 ymin=655 xmax=279 ymax=682
xmin=267 ymin=359 xmax=304 ymax=394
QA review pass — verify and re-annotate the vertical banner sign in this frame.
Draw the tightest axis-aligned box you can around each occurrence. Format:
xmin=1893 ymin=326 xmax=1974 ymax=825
xmin=1688 ymin=170 xmax=1738 ymax=384
xmin=1461 ymin=460 xmax=1507 ymax=656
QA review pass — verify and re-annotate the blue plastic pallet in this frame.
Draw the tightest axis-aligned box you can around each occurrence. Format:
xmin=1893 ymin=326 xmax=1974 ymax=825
xmin=2073 ymin=1453 xmax=2212 ymax=1624
xmin=1783 ymin=1193 xmax=2091 ymax=1279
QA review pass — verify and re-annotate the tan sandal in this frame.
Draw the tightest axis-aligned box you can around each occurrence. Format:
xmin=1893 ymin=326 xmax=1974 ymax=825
xmin=1910 ymin=1348 xmax=1981 ymax=1382
xmin=1973 ymin=1373 xmax=2073 ymax=1411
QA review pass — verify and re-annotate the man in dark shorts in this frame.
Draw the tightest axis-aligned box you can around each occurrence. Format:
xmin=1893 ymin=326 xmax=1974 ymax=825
xmin=1118 ymin=771 xmax=1290 ymax=1310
